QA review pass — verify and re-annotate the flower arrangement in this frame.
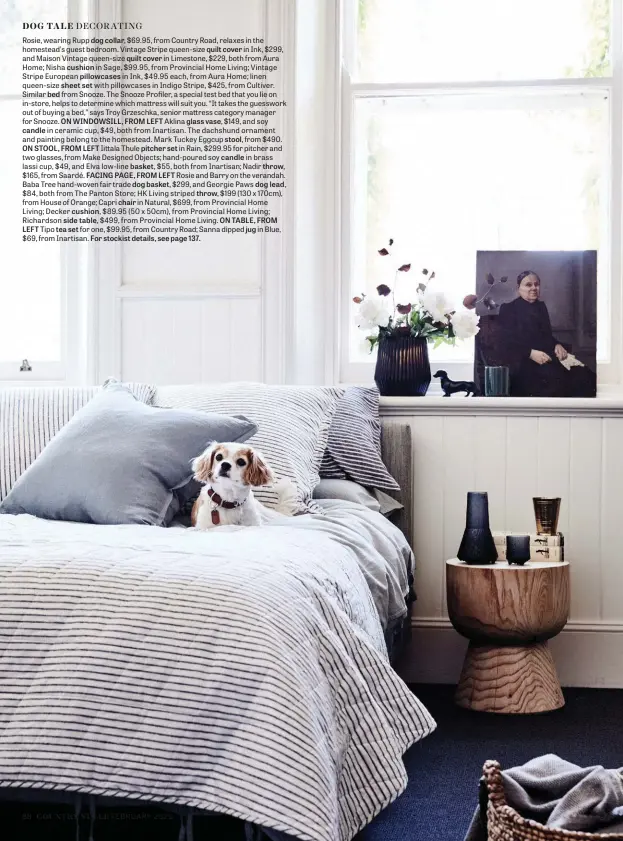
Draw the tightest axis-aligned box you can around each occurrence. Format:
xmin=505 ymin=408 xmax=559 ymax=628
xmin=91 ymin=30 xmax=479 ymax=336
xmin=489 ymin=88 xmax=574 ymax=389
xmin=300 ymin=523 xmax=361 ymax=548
xmin=354 ymin=240 xmax=480 ymax=352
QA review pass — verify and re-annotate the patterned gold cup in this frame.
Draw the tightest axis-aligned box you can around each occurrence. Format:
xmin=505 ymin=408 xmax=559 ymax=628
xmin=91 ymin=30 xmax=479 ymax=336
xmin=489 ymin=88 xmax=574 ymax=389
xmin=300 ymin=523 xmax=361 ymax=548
xmin=533 ymin=497 xmax=561 ymax=536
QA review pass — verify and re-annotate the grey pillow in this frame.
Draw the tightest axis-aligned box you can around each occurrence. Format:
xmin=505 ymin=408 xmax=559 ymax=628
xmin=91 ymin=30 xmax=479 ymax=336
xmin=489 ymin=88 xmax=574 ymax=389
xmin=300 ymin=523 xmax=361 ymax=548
xmin=0 ymin=383 xmax=256 ymax=526
xmin=320 ymin=386 xmax=400 ymax=492
xmin=313 ymin=479 xmax=381 ymax=512
xmin=312 ymin=479 xmax=404 ymax=519
xmin=0 ymin=380 xmax=155 ymax=501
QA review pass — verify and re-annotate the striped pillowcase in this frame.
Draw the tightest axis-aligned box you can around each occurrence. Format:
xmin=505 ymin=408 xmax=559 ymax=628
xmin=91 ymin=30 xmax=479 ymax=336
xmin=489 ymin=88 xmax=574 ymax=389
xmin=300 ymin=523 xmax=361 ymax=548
xmin=320 ymin=386 xmax=400 ymax=492
xmin=154 ymin=383 xmax=342 ymax=514
xmin=0 ymin=382 xmax=155 ymax=501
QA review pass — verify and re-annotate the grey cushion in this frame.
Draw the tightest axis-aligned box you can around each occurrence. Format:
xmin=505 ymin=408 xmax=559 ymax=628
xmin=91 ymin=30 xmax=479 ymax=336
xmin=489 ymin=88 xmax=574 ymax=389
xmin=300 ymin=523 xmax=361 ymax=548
xmin=320 ymin=387 xmax=400 ymax=492
xmin=0 ymin=381 xmax=155 ymax=501
xmin=313 ymin=479 xmax=381 ymax=512
xmin=0 ymin=383 xmax=256 ymax=526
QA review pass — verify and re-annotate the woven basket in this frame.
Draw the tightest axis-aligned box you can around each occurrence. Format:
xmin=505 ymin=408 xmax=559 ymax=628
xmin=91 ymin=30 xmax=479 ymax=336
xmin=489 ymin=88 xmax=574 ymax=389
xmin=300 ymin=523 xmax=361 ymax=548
xmin=483 ymin=760 xmax=623 ymax=841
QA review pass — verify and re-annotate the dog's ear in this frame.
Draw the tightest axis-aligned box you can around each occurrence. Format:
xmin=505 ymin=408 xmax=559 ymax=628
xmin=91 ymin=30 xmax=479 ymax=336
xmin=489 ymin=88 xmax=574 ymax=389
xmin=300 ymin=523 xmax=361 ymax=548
xmin=192 ymin=444 xmax=219 ymax=484
xmin=243 ymin=449 xmax=274 ymax=487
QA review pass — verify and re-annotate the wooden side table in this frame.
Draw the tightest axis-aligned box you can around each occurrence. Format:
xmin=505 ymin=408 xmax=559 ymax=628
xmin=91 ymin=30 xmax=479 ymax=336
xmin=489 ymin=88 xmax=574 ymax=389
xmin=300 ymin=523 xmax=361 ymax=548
xmin=446 ymin=559 xmax=570 ymax=714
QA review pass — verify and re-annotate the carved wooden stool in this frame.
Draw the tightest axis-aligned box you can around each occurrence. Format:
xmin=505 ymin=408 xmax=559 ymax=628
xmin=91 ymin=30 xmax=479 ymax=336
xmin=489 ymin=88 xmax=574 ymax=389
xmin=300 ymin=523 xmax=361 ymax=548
xmin=446 ymin=559 xmax=570 ymax=714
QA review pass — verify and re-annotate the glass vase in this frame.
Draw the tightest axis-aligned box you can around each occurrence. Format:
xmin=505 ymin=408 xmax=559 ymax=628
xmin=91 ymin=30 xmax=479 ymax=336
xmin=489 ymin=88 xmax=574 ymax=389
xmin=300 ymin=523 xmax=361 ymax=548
xmin=374 ymin=334 xmax=431 ymax=397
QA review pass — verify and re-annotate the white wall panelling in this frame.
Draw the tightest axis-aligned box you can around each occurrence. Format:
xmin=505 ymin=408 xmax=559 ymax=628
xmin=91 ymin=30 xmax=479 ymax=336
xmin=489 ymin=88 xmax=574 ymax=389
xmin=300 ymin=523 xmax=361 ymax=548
xmin=600 ymin=419 xmax=623 ymax=621
xmin=568 ymin=419 xmax=602 ymax=620
xmin=120 ymin=292 xmax=262 ymax=384
xmin=381 ymin=405 xmax=623 ymax=688
xmin=410 ymin=417 xmax=444 ymax=618
xmin=505 ymin=418 xmax=539 ymax=533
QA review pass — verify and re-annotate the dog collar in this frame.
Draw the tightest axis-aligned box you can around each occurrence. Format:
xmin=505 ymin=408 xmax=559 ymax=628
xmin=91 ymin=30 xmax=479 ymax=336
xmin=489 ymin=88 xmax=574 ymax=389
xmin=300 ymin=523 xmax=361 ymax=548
xmin=207 ymin=487 xmax=242 ymax=526
xmin=207 ymin=487 xmax=242 ymax=510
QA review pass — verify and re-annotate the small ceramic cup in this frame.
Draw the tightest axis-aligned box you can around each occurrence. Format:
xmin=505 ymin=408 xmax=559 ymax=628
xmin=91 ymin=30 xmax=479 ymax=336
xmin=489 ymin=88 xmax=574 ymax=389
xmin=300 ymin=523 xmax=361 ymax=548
xmin=506 ymin=534 xmax=531 ymax=565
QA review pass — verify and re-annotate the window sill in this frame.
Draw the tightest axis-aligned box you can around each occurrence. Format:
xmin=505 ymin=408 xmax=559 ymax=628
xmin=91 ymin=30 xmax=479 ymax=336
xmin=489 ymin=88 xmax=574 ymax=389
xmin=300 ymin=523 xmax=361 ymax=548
xmin=380 ymin=392 xmax=623 ymax=417
xmin=0 ymin=380 xmax=69 ymax=388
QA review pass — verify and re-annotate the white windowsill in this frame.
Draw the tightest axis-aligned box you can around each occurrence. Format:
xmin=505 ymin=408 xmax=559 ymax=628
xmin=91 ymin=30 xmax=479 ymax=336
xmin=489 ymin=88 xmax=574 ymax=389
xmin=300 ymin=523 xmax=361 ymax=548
xmin=0 ymin=380 xmax=68 ymax=388
xmin=380 ymin=392 xmax=623 ymax=417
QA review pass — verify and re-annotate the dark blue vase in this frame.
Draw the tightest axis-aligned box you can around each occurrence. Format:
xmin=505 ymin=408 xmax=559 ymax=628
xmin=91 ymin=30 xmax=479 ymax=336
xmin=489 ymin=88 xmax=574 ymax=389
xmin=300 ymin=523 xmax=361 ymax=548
xmin=457 ymin=492 xmax=498 ymax=565
xmin=374 ymin=333 xmax=431 ymax=397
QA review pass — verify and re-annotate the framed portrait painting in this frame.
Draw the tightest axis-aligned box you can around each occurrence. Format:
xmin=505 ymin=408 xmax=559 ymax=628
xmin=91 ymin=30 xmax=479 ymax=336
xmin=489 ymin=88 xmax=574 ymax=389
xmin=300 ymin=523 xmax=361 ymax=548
xmin=473 ymin=250 xmax=597 ymax=398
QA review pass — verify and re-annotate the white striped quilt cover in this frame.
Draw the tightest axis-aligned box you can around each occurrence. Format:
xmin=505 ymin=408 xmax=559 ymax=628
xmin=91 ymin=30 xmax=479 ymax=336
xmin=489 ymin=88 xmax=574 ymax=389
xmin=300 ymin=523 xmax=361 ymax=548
xmin=0 ymin=506 xmax=435 ymax=841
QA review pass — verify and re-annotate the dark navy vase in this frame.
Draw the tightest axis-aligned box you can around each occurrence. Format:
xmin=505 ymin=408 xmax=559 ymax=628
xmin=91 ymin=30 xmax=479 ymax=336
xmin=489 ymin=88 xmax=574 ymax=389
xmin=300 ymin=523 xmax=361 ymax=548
xmin=374 ymin=333 xmax=431 ymax=397
xmin=457 ymin=491 xmax=498 ymax=565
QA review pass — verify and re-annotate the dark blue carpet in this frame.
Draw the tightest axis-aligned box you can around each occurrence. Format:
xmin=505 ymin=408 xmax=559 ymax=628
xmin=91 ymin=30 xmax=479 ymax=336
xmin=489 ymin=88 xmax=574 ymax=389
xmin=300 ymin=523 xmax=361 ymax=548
xmin=3 ymin=686 xmax=621 ymax=840
xmin=358 ymin=684 xmax=623 ymax=841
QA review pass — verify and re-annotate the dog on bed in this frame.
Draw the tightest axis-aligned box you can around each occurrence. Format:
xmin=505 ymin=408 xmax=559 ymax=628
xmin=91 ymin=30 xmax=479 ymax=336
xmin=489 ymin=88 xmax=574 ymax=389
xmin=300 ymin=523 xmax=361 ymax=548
xmin=191 ymin=442 xmax=275 ymax=529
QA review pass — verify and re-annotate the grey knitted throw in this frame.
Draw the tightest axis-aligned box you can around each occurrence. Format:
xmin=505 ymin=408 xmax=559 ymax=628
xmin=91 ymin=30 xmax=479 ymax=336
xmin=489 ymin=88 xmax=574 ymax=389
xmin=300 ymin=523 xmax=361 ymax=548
xmin=466 ymin=754 xmax=623 ymax=840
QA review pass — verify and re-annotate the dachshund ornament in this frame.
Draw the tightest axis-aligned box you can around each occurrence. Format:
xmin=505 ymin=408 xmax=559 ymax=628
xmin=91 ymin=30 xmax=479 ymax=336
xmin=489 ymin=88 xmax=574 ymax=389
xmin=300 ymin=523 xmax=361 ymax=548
xmin=433 ymin=370 xmax=478 ymax=397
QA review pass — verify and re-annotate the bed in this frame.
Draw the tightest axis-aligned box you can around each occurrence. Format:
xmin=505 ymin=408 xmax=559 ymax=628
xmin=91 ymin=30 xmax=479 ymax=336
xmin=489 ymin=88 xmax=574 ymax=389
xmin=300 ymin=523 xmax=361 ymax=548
xmin=0 ymin=423 xmax=434 ymax=841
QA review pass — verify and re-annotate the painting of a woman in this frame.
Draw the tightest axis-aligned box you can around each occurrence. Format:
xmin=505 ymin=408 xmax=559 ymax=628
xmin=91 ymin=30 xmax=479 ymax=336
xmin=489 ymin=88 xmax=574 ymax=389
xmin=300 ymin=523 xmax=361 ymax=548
xmin=498 ymin=270 xmax=596 ymax=397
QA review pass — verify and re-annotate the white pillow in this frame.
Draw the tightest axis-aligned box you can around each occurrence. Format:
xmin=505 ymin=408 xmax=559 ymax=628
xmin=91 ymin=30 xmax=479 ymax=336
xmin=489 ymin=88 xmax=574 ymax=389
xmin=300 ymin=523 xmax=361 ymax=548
xmin=154 ymin=383 xmax=342 ymax=514
xmin=0 ymin=382 xmax=155 ymax=501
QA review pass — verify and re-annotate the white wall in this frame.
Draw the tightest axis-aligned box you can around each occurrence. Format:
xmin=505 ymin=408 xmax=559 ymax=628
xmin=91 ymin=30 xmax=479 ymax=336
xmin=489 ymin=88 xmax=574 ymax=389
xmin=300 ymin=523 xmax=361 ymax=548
xmin=382 ymin=401 xmax=623 ymax=688
xmin=96 ymin=0 xmax=294 ymax=384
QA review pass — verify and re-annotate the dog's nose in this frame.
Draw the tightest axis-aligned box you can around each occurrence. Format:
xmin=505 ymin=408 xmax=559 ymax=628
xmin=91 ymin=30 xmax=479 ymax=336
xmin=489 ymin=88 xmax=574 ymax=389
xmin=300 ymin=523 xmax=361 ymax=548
xmin=220 ymin=461 xmax=231 ymax=473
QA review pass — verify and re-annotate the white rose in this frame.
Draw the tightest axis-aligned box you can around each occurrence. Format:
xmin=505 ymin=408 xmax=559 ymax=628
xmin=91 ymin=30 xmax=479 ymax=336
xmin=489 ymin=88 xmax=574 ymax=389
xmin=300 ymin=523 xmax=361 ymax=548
xmin=451 ymin=308 xmax=480 ymax=340
xmin=422 ymin=288 xmax=454 ymax=324
xmin=357 ymin=297 xmax=391 ymax=329
xmin=357 ymin=334 xmax=377 ymax=356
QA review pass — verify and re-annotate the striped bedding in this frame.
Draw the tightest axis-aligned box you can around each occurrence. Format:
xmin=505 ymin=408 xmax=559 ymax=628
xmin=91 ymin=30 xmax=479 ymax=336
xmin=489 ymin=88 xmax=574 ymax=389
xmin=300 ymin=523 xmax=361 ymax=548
xmin=0 ymin=502 xmax=435 ymax=841
xmin=320 ymin=386 xmax=400 ymax=492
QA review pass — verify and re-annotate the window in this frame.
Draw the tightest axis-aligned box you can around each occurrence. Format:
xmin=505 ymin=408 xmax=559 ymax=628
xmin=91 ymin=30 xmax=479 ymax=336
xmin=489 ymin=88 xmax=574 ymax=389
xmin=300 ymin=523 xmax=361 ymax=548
xmin=341 ymin=0 xmax=621 ymax=387
xmin=0 ymin=0 xmax=68 ymax=380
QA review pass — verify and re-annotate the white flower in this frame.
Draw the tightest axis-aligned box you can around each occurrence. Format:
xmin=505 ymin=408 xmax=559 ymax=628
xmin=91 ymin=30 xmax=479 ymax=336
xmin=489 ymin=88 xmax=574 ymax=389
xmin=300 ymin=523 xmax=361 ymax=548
xmin=422 ymin=288 xmax=454 ymax=324
xmin=451 ymin=308 xmax=480 ymax=340
xmin=357 ymin=297 xmax=391 ymax=329
xmin=357 ymin=334 xmax=377 ymax=356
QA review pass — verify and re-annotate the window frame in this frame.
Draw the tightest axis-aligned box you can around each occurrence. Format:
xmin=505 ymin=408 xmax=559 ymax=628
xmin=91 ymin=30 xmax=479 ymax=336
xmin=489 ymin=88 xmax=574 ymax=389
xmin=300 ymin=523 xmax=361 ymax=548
xmin=338 ymin=0 xmax=623 ymax=391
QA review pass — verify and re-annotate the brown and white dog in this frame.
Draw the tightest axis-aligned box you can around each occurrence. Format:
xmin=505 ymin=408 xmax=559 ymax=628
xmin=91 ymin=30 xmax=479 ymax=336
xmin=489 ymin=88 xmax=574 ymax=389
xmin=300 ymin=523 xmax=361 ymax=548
xmin=190 ymin=442 xmax=275 ymax=529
